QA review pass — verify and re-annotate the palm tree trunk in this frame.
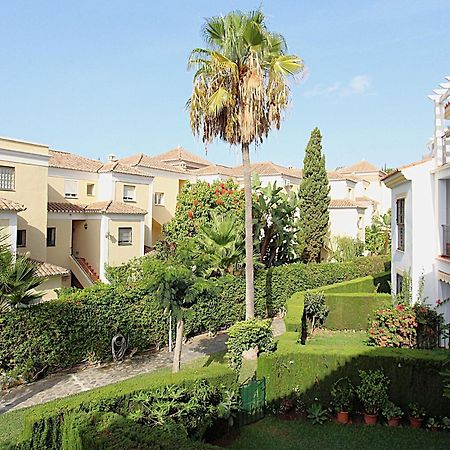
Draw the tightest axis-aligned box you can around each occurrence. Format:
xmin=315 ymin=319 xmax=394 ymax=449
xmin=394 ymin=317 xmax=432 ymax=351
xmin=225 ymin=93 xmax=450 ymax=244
xmin=172 ymin=318 xmax=184 ymax=373
xmin=242 ymin=142 xmax=255 ymax=319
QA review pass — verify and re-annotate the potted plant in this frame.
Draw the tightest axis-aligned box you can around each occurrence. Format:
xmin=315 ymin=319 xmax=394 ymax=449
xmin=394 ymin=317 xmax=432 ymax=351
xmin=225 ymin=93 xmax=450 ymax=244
xmin=330 ymin=377 xmax=354 ymax=424
xmin=356 ymin=370 xmax=390 ymax=425
xmin=425 ymin=417 xmax=439 ymax=432
xmin=408 ymin=403 xmax=426 ymax=428
xmin=382 ymin=401 xmax=404 ymax=427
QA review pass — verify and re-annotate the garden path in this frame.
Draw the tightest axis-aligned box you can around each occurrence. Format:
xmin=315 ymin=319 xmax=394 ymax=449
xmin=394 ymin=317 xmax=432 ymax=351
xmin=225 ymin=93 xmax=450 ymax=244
xmin=0 ymin=318 xmax=285 ymax=414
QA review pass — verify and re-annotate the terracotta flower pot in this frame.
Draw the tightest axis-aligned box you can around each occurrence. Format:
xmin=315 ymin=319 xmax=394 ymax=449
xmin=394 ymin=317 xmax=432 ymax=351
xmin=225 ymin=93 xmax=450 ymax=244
xmin=409 ymin=416 xmax=423 ymax=429
xmin=363 ymin=413 xmax=378 ymax=425
xmin=336 ymin=411 xmax=349 ymax=424
xmin=387 ymin=417 xmax=400 ymax=427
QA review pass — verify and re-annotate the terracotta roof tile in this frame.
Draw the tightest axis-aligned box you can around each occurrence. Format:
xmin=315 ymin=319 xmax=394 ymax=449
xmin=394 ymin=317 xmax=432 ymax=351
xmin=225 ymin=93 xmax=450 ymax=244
xmin=98 ymin=162 xmax=152 ymax=177
xmin=119 ymin=153 xmax=189 ymax=174
xmin=85 ymin=200 xmax=147 ymax=215
xmin=0 ymin=198 xmax=26 ymax=212
xmin=191 ymin=164 xmax=236 ymax=177
xmin=381 ymin=156 xmax=433 ymax=181
xmin=49 ymin=150 xmax=103 ymax=172
xmin=152 ymin=146 xmax=211 ymax=166
xmin=327 ymin=171 xmax=361 ymax=182
xmin=48 ymin=201 xmax=147 ymax=215
xmin=32 ymin=260 xmax=70 ymax=277
xmin=329 ymin=198 xmax=367 ymax=208
xmin=337 ymin=160 xmax=382 ymax=174
xmin=233 ymin=162 xmax=302 ymax=179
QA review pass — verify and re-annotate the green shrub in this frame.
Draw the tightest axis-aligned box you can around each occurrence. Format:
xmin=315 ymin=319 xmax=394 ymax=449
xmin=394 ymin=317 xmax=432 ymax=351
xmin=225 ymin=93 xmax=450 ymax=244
xmin=10 ymin=364 xmax=236 ymax=450
xmin=356 ymin=369 xmax=390 ymax=415
xmin=330 ymin=377 xmax=354 ymax=413
xmin=304 ymin=291 xmax=329 ymax=333
xmin=226 ymin=319 xmax=276 ymax=370
xmin=256 ymin=336 xmax=450 ymax=416
xmin=1 ymin=256 xmax=387 ymax=382
xmin=285 ymin=273 xmax=392 ymax=332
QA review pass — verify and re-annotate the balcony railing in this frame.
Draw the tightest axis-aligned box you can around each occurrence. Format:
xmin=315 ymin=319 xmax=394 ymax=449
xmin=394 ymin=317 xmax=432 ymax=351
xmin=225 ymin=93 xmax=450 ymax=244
xmin=443 ymin=225 xmax=450 ymax=257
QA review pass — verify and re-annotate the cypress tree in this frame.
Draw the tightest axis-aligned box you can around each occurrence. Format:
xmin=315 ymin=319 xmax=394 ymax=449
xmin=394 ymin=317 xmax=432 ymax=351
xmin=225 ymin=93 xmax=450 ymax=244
xmin=298 ymin=128 xmax=330 ymax=262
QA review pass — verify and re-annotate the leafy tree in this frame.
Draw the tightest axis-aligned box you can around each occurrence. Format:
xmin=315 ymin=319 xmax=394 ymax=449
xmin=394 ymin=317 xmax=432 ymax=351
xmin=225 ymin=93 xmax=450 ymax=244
xmin=253 ymin=177 xmax=300 ymax=267
xmin=365 ymin=210 xmax=391 ymax=256
xmin=298 ymin=128 xmax=330 ymax=263
xmin=330 ymin=236 xmax=364 ymax=262
xmin=0 ymin=234 xmax=44 ymax=312
xmin=163 ymin=180 xmax=244 ymax=244
xmin=145 ymin=260 xmax=209 ymax=373
xmin=188 ymin=10 xmax=303 ymax=319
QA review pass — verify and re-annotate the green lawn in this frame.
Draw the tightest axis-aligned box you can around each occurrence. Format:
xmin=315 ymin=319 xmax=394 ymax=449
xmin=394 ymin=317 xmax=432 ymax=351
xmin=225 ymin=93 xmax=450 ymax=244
xmin=227 ymin=417 xmax=450 ymax=450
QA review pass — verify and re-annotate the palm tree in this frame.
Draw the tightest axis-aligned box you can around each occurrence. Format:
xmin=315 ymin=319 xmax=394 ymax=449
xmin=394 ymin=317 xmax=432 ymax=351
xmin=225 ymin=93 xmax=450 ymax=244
xmin=188 ymin=10 xmax=303 ymax=318
xmin=195 ymin=212 xmax=244 ymax=277
xmin=0 ymin=234 xmax=44 ymax=311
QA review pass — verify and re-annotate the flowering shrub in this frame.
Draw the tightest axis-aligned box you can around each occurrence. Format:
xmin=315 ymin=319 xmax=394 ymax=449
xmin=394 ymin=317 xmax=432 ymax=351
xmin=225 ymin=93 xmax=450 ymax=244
xmin=367 ymin=303 xmax=417 ymax=348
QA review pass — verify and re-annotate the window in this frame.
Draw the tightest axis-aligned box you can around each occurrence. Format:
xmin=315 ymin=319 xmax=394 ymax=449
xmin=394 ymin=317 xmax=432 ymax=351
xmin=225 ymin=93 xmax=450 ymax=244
xmin=396 ymin=198 xmax=405 ymax=251
xmin=47 ymin=227 xmax=56 ymax=247
xmin=154 ymin=192 xmax=164 ymax=205
xmin=0 ymin=166 xmax=15 ymax=191
xmin=64 ymin=179 xmax=78 ymax=198
xmin=396 ymin=273 xmax=403 ymax=295
xmin=86 ymin=183 xmax=95 ymax=196
xmin=17 ymin=229 xmax=26 ymax=247
xmin=118 ymin=227 xmax=132 ymax=245
xmin=123 ymin=185 xmax=136 ymax=202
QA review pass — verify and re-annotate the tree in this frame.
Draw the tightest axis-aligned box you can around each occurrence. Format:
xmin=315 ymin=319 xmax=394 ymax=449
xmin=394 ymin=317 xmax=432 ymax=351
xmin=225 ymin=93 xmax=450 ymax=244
xmin=253 ymin=177 xmax=300 ymax=267
xmin=0 ymin=234 xmax=44 ymax=312
xmin=163 ymin=179 xmax=244 ymax=245
xmin=365 ymin=210 xmax=391 ymax=255
xmin=194 ymin=212 xmax=244 ymax=277
xmin=188 ymin=10 xmax=303 ymax=319
xmin=146 ymin=260 xmax=208 ymax=373
xmin=298 ymin=128 xmax=330 ymax=263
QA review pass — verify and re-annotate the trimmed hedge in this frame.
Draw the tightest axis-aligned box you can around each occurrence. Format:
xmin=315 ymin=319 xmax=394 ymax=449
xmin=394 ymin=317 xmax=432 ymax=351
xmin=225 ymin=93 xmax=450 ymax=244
xmin=1 ymin=363 xmax=235 ymax=449
xmin=0 ymin=256 xmax=388 ymax=382
xmin=285 ymin=272 xmax=392 ymax=332
xmin=257 ymin=333 xmax=450 ymax=416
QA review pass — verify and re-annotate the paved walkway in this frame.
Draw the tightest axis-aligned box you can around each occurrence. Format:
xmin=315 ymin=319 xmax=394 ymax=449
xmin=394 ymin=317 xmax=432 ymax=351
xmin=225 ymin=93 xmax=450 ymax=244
xmin=0 ymin=318 xmax=285 ymax=414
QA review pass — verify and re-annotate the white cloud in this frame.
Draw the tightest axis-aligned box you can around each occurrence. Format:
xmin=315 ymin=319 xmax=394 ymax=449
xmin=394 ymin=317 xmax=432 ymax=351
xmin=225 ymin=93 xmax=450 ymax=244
xmin=303 ymin=75 xmax=372 ymax=97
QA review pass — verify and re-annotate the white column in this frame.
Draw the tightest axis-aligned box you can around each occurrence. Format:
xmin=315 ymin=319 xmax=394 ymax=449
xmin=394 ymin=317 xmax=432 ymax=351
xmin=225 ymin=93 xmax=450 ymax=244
xmin=99 ymin=215 xmax=109 ymax=283
xmin=140 ymin=216 xmax=145 ymax=256
xmin=434 ymin=100 xmax=445 ymax=166
xmin=147 ymin=180 xmax=153 ymax=246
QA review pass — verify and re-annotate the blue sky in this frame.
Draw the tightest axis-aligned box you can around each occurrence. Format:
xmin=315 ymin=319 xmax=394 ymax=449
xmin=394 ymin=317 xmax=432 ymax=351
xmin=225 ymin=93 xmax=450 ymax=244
xmin=0 ymin=0 xmax=449 ymax=169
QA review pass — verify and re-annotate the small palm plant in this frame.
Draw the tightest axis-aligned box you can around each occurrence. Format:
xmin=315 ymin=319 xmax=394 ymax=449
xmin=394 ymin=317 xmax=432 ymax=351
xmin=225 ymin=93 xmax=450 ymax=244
xmin=0 ymin=233 xmax=44 ymax=311
xmin=195 ymin=212 xmax=244 ymax=276
xmin=188 ymin=10 xmax=303 ymax=319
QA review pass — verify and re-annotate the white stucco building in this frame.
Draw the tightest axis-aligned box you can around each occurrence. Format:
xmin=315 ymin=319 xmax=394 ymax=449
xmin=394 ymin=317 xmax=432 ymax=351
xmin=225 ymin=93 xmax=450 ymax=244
xmin=383 ymin=76 xmax=450 ymax=322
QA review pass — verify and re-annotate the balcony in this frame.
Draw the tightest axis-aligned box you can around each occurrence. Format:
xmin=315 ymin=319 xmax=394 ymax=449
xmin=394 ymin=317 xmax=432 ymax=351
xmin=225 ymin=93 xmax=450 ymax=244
xmin=443 ymin=225 xmax=450 ymax=257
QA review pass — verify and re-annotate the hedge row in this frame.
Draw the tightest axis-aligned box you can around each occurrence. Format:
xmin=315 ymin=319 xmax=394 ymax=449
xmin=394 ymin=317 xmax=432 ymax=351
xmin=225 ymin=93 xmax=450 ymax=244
xmin=257 ymin=333 xmax=450 ymax=416
xmin=0 ymin=256 xmax=388 ymax=382
xmin=285 ymin=272 xmax=391 ymax=332
xmin=1 ymin=363 xmax=235 ymax=449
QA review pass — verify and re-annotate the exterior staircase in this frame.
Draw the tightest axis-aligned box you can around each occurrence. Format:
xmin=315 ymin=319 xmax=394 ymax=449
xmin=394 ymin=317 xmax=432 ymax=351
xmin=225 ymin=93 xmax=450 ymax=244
xmin=75 ymin=257 xmax=99 ymax=282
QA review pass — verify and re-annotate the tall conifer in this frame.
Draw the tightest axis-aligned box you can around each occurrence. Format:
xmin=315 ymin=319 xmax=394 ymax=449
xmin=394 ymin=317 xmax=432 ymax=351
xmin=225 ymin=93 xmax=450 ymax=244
xmin=298 ymin=128 xmax=330 ymax=262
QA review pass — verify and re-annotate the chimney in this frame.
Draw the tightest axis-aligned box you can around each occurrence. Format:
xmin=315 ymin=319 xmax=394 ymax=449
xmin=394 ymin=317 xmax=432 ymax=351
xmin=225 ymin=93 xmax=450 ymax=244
xmin=107 ymin=153 xmax=117 ymax=163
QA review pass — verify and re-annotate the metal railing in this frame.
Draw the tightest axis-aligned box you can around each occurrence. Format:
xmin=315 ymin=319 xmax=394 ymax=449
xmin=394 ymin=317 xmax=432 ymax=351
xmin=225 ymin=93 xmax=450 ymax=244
xmin=443 ymin=225 xmax=450 ymax=257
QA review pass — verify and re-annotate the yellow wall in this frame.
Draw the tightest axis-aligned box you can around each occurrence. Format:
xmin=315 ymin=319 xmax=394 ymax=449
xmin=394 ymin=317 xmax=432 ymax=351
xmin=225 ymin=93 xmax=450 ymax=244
xmin=114 ymin=181 xmax=149 ymax=209
xmin=152 ymin=219 xmax=163 ymax=244
xmin=0 ymin=137 xmax=48 ymax=156
xmin=152 ymin=176 xmax=180 ymax=228
xmin=46 ymin=218 xmax=72 ymax=269
xmin=72 ymin=219 xmax=101 ymax=274
xmin=107 ymin=217 xmax=142 ymax=267
xmin=47 ymin=175 xmax=97 ymax=205
xmin=38 ymin=275 xmax=71 ymax=301
xmin=0 ymin=159 xmax=48 ymax=261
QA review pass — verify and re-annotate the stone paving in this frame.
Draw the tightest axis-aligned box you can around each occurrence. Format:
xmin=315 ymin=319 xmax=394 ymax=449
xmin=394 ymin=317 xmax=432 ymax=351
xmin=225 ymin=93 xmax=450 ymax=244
xmin=0 ymin=318 xmax=285 ymax=414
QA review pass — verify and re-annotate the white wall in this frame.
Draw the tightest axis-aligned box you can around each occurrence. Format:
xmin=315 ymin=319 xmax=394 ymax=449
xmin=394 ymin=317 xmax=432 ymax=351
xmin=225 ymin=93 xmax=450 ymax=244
xmin=329 ymin=208 xmax=360 ymax=240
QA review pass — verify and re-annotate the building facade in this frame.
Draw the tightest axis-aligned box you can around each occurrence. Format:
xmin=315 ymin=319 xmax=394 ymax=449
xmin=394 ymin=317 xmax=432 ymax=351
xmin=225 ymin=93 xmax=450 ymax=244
xmin=383 ymin=76 xmax=450 ymax=322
